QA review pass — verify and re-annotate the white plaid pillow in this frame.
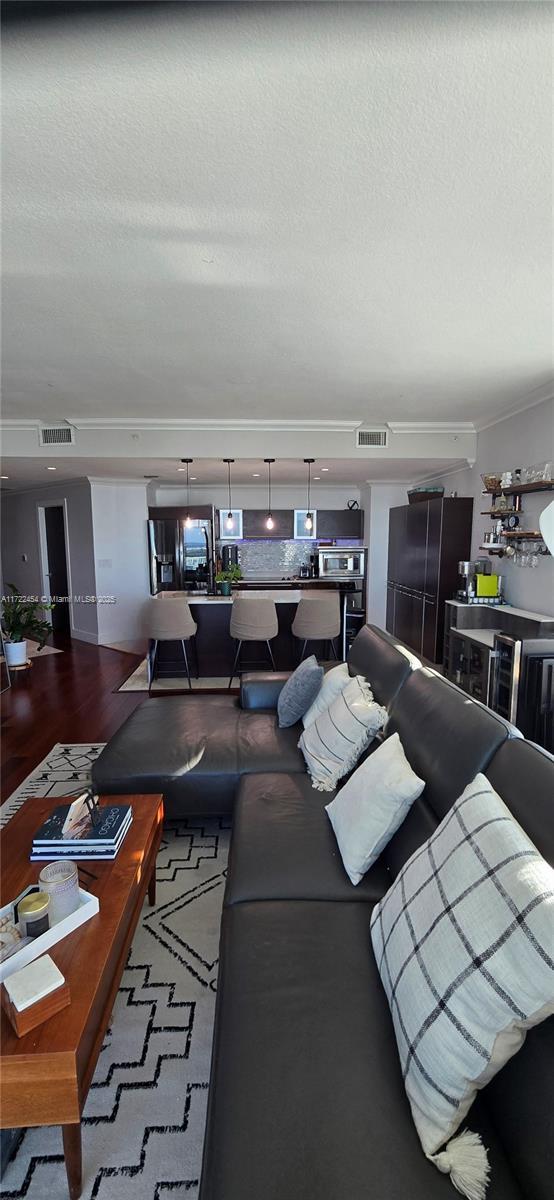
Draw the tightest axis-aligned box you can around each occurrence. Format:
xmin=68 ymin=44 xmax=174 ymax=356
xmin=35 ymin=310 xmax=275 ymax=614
xmin=298 ymin=676 xmax=387 ymax=792
xmin=370 ymin=774 xmax=554 ymax=1199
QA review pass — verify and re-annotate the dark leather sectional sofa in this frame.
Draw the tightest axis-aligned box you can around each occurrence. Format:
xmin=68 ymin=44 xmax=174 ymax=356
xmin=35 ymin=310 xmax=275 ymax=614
xmin=92 ymin=624 xmax=554 ymax=1200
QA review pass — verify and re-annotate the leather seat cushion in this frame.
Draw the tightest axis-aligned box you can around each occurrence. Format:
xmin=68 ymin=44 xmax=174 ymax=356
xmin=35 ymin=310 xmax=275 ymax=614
xmin=199 ymin=901 xmax=522 ymax=1200
xmin=237 ymin=711 xmax=305 ymax=775
xmin=92 ymin=696 xmax=305 ymax=816
xmin=225 ymin=773 xmax=391 ymax=905
xmin=92 ymin=694 xmax=242 ymax=816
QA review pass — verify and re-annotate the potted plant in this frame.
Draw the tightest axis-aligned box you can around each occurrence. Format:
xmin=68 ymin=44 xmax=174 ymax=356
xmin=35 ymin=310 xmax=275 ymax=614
xmin=215 ymin=565 xmax=242 ymax=596
xmin=1 ymin=584 xmax=54 ymax=667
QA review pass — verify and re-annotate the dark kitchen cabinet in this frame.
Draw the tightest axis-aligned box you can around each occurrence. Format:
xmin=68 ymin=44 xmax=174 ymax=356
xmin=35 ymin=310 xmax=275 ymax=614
xmin=386 ymin=497 xmax=473 ymax=663
xmin=242 ymin=510 xmax=294 ymax=540
xmin=316 ymin=509 xmax=364 ymax=540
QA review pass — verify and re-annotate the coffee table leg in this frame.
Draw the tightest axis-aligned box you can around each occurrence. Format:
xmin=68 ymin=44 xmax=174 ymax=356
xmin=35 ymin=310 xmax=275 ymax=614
xmin=62 ymin=1122 xmax=82 ymax=1200
xmin=148 ymin=864 xmax=156 ymax=906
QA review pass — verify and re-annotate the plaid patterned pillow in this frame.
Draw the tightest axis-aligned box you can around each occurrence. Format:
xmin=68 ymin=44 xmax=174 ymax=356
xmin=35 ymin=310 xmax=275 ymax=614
xmin=371 ymin=774 xmax=554 ymax=1199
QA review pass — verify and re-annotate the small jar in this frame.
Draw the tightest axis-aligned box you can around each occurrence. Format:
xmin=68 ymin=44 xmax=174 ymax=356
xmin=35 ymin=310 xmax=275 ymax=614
xmin=39 ymin=860 xmax=80 ymax=925
xmin=18 ymin=892 xmax=50 ymax=939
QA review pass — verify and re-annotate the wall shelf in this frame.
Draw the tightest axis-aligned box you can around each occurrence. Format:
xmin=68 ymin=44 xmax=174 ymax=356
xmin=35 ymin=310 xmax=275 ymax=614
xmin=483 ymin=481 xmax=553 ymax=497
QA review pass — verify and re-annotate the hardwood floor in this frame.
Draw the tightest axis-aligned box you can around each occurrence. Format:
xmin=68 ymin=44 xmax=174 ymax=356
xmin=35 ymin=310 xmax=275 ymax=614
xmin=1 ymin=637 xmax=145 ymax=802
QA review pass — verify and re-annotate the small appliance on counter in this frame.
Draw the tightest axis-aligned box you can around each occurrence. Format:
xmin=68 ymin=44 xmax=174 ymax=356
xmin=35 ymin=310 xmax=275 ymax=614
xmin=222 ymin=544 xmax=239 ymax=572
xmin=456 ymin=560 xmax=503 ymax=605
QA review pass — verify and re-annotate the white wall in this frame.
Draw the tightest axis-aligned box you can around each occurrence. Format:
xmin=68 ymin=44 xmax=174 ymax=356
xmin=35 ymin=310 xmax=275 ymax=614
xmin=363 ymin=483 xmax=409 ymax=627
xmin=90 ymin=481 xmax=150 ymax=648
xmin=0 ymin=479 xmax=98 ymax=642
xmin=426 ymin=398 xmax=554 ymax=615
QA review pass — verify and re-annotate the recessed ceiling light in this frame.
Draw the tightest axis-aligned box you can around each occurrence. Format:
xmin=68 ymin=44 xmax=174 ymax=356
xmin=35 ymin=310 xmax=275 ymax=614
xmin=1 ymin=475 xmax=8 ymax=480
xmin=314 ymin=476 xmax=320 ymax=480
xmin=46 ymin=466 xmax=57 ymax=471
xmin=177 ymin=467 xmax=186 ymax=472
xmin=190 ymin=476 xmax=197 ymax=481
xmin=321 ymin=467 xmax=329 ymax=472
xmin=252 ymin=473 xmax=260 ymax=477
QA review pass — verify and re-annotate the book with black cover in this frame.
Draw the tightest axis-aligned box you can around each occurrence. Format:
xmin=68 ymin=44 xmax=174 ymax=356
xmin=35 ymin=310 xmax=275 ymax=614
xmin=30 ymin=814 xmax=132 ymax=861
xmin=33 ymin=803 xmax=132 ymax=847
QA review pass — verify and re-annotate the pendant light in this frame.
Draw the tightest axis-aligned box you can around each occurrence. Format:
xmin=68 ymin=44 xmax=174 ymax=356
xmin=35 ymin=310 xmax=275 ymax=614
xmin=181 ymin=458 xmax=193 ymax=528
xmin=223 ymin=459 xmax=235 ymax=530
xmin=264 ymin=458 xmax=275 ymax=530
xmin=304 ymin=458 xmax=315 ymax=531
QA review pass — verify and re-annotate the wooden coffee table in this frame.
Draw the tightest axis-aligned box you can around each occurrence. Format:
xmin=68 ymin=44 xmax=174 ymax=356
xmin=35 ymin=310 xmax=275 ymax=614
xmin=0 ymin=793 xmax=164 ymax=1199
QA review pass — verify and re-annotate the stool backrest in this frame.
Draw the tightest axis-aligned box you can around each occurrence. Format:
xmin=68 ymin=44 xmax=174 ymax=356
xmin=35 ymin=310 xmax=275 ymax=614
xmin=230 ymin=597 xmax=278 ymax=641
xmin=148 ymin=597 xmax=197 ymax=640
xmin=292 ymin=593 xmax=341 ymax=639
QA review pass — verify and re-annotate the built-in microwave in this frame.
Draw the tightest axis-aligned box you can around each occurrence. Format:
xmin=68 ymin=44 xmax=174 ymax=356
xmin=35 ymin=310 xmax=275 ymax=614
xmin=317 ymin=548 xmax=366 ymax=578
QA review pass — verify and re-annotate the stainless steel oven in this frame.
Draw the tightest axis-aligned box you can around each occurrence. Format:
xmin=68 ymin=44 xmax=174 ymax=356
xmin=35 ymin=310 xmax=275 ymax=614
xmin=317 ymin=548 xmax=366 ymax=579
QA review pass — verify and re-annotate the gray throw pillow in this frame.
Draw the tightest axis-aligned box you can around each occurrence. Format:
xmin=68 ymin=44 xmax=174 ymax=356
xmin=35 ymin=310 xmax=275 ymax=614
xmin=277 ymin=655 xmax=324 ymax=728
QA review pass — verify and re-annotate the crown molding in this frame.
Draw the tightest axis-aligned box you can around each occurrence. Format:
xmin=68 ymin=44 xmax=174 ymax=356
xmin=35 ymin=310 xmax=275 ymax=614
xmin=386 ymin=421 xmax=476 ymax=434
xmin=473 ymin=386 xmax=554 ymax=433
xmin=63 ymin=417 xmax=363 ymax=434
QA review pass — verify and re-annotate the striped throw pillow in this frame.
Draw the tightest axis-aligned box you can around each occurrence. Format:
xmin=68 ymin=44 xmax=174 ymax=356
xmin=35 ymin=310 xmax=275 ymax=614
xmin=298 ymin=676 xmax=388 ymax=792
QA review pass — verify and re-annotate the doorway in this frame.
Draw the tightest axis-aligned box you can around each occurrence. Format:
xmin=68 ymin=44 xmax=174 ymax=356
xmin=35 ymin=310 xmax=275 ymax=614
xmin=38 ymin=504 xmax=71 ymax=635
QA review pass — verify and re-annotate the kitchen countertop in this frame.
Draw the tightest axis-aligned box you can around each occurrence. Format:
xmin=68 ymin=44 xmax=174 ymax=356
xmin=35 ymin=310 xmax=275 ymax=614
xmin=157 ymin=588 xmax=338 ymax=604
xmin=446 ymin=600 xmax=554 ymax=623
xmin=464 ymin=629 xmax=499 ymax=649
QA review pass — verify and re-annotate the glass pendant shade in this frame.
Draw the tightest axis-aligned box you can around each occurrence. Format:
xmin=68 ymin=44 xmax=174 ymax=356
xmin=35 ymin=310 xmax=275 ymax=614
xmin=264 ymin=458 xmax=275 ymax=533
xmin=223 ymin=459 xmax=235 ymax=531
xmin=304 ymin=459 xmax=315 ymax=533
xmin=182 ymin=458 xmax=194 ymax=530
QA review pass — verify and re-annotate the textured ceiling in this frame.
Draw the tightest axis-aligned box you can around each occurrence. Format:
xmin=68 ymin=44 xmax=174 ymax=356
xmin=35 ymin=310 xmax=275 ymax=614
xmin=0 ymin=454 xmax=466 ymax=490
xmin=2 ymin=1 xmax=552 ymax=426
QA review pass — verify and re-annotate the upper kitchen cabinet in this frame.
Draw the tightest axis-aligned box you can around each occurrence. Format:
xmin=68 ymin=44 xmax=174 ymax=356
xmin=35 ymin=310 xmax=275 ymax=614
xmin=316 ymin=508 xmax=364 ymax=540
xmin=242 ymin=509 xmax=295 ymax=540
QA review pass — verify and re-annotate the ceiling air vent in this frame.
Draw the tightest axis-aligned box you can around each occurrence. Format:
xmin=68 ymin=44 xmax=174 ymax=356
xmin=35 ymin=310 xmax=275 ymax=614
xmin=356 ymin=429 xmax=388 ymax=448
xmin=39 ymin=426 xmax=75 ymax=446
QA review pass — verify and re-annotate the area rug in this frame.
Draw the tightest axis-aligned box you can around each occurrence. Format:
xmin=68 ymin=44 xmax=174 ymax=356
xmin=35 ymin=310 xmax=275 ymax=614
xmin=117 ymin=660 xmax=233 ymax=693
xmin=0 ymin=639 xmax=62 ymax=664
xmin=0 ymin=744 xmax=230 ymax=1200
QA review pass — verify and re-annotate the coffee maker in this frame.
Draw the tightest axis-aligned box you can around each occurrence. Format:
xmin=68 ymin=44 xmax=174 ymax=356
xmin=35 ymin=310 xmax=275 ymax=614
xmin=457 ymin=561 xmax=474 ymax=601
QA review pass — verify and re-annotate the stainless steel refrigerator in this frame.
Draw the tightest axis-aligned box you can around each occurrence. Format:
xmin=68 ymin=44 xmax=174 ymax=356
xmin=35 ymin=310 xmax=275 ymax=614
xmin=148 ymin=516 xmax=215 ymax=595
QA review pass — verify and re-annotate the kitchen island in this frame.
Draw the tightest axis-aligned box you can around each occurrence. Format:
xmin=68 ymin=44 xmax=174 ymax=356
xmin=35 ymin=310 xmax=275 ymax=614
xmin=153 ymin=581 xmax=364 ymax=677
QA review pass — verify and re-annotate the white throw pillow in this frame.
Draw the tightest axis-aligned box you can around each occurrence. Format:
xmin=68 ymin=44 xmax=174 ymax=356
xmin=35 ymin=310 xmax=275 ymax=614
xmin=326 ymin=733 xmax=425 ymax=884
xmin=301 ymin=661 xmax=350 ymax=729
xmin=298 ymin=676 xmax=387 ymax=792
xmin=370 ymin=773 xmax=554 ymax=1199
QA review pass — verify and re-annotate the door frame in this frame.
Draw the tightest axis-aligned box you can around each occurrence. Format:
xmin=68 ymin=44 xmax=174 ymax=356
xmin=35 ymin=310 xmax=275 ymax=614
xmin=36 ymin=498 xmax=74 ymax=634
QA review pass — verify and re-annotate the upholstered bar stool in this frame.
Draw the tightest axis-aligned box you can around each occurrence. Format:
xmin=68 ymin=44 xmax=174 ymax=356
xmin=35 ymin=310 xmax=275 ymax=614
xmin=147 ymin=597 xmax=198 ymax=691
xmin=291 ymin=593 xmax=341 ymax=662
xmin=228 ymin=597 xmax=279 ymax=688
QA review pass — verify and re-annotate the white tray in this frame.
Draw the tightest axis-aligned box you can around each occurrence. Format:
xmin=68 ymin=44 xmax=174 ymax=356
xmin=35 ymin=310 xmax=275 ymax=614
xmin=0 ymin=885 xmax=100 ymax=982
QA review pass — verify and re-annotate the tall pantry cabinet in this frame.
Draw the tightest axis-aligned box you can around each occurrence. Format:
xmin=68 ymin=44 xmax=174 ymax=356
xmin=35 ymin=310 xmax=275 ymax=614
xmin=386 ymin=497 xmax=473 ymax=663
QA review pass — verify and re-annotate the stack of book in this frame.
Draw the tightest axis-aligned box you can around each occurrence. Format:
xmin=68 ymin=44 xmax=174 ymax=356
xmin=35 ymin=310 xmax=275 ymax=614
xmin=30 ymin=796 xmax=133 ymax=862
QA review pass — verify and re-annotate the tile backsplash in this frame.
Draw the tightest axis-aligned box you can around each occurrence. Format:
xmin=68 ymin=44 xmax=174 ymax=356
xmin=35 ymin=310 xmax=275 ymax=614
xmin=233 ymin=539 xmax=317 ymax=578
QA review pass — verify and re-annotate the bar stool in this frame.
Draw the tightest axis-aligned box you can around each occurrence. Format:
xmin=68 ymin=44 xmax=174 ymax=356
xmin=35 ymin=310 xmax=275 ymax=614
xmin=291 ymin=593 xmax=341 ymax=662
xmin=147 ymin=597 xmax=198 ymax=691
xmin=228 ymin=597 xmax=279 ymax=687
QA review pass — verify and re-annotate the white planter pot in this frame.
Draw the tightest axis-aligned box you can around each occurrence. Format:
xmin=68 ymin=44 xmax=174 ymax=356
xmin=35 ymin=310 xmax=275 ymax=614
xmin=4 ymin=640 xmax=28 ymax=667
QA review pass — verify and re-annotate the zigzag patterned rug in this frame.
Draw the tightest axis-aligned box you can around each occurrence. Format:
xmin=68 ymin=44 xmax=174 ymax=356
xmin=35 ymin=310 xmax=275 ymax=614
xmin=0 ymin=745 xmax=230 ymax=1200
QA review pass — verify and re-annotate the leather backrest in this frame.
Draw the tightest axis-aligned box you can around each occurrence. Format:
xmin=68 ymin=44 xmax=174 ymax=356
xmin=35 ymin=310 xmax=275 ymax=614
xmin=485 ymin=738 xmax=554 ymax=865
xmin=485 ymin=736 xmax=554 ymax=1199
xmin=383 ymin=667 xmax=512 ymax=877
xmin=347 ymin=624 xmax=417 ymax=709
